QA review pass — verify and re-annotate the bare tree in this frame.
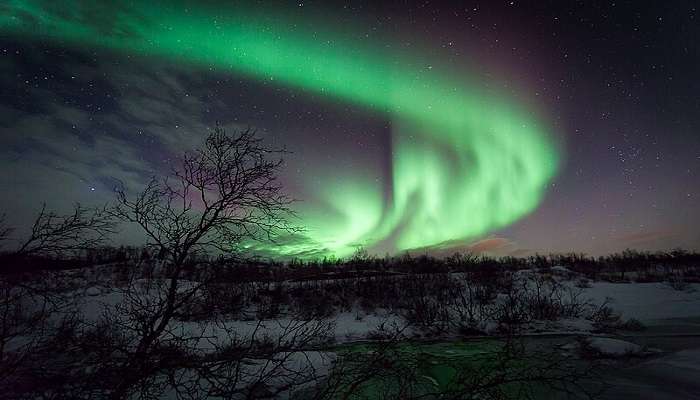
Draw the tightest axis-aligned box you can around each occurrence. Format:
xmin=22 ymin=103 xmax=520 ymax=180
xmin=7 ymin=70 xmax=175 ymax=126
xmin=113 ymin=126 xmax=297 ymax=268
xmin=91 ymin=125 xmax=300 ymax=399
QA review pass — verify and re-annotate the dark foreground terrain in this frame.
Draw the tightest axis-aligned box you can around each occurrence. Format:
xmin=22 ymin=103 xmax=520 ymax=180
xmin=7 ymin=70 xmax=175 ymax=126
xmin=2 ymin=250 xmax=700 ymax=399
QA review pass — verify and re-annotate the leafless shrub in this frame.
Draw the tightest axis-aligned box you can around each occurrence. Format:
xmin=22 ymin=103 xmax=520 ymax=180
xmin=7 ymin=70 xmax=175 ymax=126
xmin=401 ymin=294 xmax=451 ymax=334
xmin=588 ymin=298 xmax=621 ymax=333
xmin=190 ymin=317 xmax=336 ymax=399
xmin=448 ymin=276 xmax=491 ymax=332
xmin=576 ymin=277 xmax=592 ymax=288
xmin=0 ymin=203 xmax=114 ymax=397
xmin=0 ymin=273 xmax=81 ymax=399
xmin=182 ymin=281 xmax=247 ymax=321
xmin=290 ymin=288 xmax=335 ymax=320
xmin=617 ymin=318 xmax=646 ymax=332
xmin=667 ymin=274 xmax=691 ymax=291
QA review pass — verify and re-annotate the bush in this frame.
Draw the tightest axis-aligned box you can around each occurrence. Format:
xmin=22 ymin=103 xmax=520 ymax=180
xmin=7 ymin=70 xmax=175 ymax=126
xmin=618 ymin=318 xmax=646 ymax=332
xmin=667 ymin=275 xmax=691 ymax=291
xmin=290 ymin=288 xmax=335 ymax=319
xmin=588 ymin=300 xmax=621 ymax=333
xmin=575 ymin=278 xmax=592 ymax=288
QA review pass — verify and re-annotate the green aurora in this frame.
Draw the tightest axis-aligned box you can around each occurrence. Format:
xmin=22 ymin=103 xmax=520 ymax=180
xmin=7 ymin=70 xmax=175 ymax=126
xmin=1 ymin=1 xmax=560 ymax=258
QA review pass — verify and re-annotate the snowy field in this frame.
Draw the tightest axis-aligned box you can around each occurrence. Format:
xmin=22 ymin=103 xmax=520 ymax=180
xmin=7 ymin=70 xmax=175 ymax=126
xmin=4 ymin=263 xmax=700 ymax=399
xmin=72 ymin=267 xmax=700 ymax=399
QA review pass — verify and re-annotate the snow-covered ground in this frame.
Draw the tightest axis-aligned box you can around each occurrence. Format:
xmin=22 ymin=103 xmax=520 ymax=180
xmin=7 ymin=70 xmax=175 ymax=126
xmin=596 ymin=348 xmax=700 ymax=400
xmin=56 ymin=272 xmax=700 ymax=399
xmin=75 ymin=277 xmax=700 ymax=345
xmin=583 ymin=337 xmax=644 ymax=356
xmin=561 ymin=281 xmax=700 ymax=399
xmin=581 ymin=281 xmax=700 ymax=322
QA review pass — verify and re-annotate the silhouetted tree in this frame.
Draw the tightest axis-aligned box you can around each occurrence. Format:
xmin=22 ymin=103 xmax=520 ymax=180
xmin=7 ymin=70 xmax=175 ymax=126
xmin=99 ymin=125 xmax=300 ymax=399
xmin=114 ymin=126 xmax=296 ymax=268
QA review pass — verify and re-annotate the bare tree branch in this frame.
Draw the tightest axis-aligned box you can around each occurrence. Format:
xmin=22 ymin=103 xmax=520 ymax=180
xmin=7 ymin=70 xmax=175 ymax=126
xmin=13 ymin=203 xmax=116 ymax=258
xmin=113 ymin=125 xmax=298 ymax=269
xmin=0 ymin=214 xmax=11 ymax=246
xmin=97 ymin=125 xmax=301 ymax=399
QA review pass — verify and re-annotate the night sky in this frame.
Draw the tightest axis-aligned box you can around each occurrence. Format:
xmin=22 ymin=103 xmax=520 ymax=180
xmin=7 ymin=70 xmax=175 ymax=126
xmin=1 ymin=1 xmax=698 ymax=258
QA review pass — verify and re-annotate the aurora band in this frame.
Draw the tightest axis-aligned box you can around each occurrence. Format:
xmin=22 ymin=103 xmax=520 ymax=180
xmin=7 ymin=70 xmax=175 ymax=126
xmin=1 ymin=1 xmax=560 ymax=258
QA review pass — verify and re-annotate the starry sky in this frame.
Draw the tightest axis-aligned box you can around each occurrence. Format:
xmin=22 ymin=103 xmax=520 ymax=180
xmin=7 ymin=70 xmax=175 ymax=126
xmin=0 ymin=1 xmax=698 ymax=258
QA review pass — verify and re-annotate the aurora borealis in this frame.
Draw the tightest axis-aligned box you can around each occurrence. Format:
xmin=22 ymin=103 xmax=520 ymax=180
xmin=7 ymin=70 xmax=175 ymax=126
xmin=1 ymin=1 xmax=698 ymax=258
xmin=1 ymin=0 xmax=558 ymax=258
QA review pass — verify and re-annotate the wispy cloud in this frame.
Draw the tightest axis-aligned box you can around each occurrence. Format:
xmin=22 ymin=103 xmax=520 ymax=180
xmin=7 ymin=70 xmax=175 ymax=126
xmin=0 ymin=48 xmax=222 ymax=228
xmin=405 ymin=236 xmax=531 ymax=258
xmin=614 ymin=230 xmax=677 ymax=247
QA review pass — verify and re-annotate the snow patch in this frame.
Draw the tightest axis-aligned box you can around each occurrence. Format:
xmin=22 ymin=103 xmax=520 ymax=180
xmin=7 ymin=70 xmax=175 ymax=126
xmin=584 ymin=337 xmax=643 ymax=356
xmin=85 ymin=286 xmax=101 ymax=296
